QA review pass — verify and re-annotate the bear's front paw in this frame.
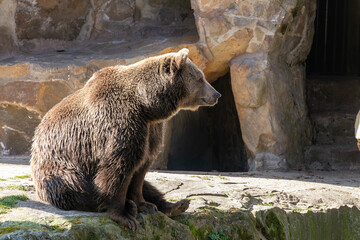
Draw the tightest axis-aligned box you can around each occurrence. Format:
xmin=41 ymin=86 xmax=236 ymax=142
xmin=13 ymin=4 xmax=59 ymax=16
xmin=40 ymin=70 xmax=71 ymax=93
xmin=107 ymin=209 xmax=139 ymax=231
xmin=138 ymin=201 xmax=158 ymax=214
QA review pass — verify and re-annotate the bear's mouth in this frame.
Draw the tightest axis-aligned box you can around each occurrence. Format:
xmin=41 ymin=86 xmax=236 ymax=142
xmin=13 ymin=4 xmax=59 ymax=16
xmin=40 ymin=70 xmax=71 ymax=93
xmin=201 ymin=97 xmax=218 ymax=106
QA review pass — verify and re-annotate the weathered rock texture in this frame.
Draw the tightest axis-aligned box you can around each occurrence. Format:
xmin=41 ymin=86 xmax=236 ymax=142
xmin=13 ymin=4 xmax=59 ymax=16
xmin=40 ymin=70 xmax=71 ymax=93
xmin=0 ymin=0 xmax=317 ymax=170
xmin=1 ymin=159 xmax=360 ymax=239
xmin=305 ymin=77 xmax=360 ymax=170
xmin=228 ymin=0 xmax=316 ymax=169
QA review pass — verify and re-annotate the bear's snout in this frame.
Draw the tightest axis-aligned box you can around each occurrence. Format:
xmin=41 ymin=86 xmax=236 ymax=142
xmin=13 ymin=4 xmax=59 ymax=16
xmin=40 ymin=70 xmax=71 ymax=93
xmin=201 ymin=90 xmax=221 ymax=106
xmin=214 ymin=91 xmax=222 ymax=99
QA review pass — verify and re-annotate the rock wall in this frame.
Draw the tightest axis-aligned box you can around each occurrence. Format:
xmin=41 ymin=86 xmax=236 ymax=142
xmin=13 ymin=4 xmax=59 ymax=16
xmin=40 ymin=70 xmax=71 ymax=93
xmin=0 ymin=0 xmax=317 ymax=170
xmin=193 ymin=0 xmax=316 ymax=169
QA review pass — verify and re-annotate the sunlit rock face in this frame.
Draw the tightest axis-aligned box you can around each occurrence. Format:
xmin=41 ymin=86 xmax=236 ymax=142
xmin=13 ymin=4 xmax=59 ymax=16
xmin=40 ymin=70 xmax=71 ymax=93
xmin=0 ymin=0 xmax=317 ymax=171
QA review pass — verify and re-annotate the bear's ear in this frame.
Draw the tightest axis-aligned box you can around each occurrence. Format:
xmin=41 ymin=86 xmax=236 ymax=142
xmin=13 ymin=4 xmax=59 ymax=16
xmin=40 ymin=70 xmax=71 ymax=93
xmin=173 ymin=48 xmax=189 ymax=70
xmin=162 ymin=48 xmax=189 ymax=76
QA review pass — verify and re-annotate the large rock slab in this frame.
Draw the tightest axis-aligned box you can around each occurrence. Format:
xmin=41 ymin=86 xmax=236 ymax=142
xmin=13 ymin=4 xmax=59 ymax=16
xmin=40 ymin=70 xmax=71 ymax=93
xmin=231 ymin=51 xmax=312 ymax=170
xmin=15 ymin=0 xmax=91 ymax=41
xmin=1 ymin=158 xmax=360 ymax=239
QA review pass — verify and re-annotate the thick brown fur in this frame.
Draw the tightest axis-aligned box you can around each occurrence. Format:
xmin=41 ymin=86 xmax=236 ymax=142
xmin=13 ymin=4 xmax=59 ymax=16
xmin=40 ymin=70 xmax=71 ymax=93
xmin=30 ymin=48 xmax=221 ymax=230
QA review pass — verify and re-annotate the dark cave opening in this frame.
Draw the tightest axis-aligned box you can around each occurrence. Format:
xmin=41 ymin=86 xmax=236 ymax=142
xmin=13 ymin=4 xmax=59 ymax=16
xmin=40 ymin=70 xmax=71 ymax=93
xmin=167 ymin=73 xmax=248 ymax=172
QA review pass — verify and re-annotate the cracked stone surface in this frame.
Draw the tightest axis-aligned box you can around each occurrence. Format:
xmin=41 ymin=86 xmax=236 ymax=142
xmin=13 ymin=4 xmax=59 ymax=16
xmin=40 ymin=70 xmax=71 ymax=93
xmin=1 ymin=157 xmax=360 ymax=239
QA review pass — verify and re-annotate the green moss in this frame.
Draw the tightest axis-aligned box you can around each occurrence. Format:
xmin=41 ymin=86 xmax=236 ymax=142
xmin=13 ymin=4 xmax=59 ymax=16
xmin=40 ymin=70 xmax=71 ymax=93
xmin=264 ymin=211 xmax=286 ymax=240
xmin=0 ymin=195 xmax=29 ymax=214
xmin=188 ymin=223 xmax=197 ymax=237
xmin=87 ymin=230 xmax=100 ymax=240
xmin=293 ymin=207 xmax=313 ymax=212
xmin=12 ymin=174 xmax=31 ymax=179
xmin=0 ymin=220 xmax=68 ymax=236
xmin=262 ymin=192 xmax=275 ymax=197
xmin=0 ymin=185 xmax=34 ymax=191
xmin=69 ymin=217 xmax=83 ymax=225
xmin=0 ymin=178 xmax=6 ymax=181
xmin=237 ymin=227 xmax=255 ymax=240
xmin=47 ymin=224 xmax=67 ymax=232
xmin=169 ymin=197 xmax=195 ymax=202
xmin=98 ymin=216 xmax=109 ymax=226
xmin=0 ymin=226 xmax=25 ymax=234
xmin=217 ymin=175 xmax=228 ymax=180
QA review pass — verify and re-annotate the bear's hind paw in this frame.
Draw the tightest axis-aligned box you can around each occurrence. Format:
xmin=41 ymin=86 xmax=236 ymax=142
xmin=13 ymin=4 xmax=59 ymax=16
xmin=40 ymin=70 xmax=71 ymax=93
xmin=163 ymin=199 xmax=190 ymax=217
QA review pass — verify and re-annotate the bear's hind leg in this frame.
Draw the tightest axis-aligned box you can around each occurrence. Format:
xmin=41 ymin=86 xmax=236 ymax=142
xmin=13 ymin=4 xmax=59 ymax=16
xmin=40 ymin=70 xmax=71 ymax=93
xmin=34 ymin=170 xmax=97 ymax=212
xmin=143 ymin=180 xmax=190 ymax=217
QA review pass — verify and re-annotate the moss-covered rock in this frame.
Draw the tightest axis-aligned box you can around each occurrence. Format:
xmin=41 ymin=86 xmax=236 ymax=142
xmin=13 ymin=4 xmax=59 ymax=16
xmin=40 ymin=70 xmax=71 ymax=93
xmin=2 ymin=206 xmax=360 ymax=239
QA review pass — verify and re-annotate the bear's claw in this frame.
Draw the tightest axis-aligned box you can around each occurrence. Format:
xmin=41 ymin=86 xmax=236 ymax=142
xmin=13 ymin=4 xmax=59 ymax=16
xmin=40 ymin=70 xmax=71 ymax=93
xmin=138 ymin=201 xmax=158 ymax=214
xmin=126 ymin=199 xmax=138 ymax=217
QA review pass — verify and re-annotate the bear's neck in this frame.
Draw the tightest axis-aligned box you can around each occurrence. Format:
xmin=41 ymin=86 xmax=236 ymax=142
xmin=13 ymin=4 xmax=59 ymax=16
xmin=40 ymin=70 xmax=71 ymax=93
xmin=141 ymin=89 xmax=183 ymax=122
xmin=139 ymin=82 xmax=185 ymax=122
xmin=123 ymin=63 xmax=186 ymax=122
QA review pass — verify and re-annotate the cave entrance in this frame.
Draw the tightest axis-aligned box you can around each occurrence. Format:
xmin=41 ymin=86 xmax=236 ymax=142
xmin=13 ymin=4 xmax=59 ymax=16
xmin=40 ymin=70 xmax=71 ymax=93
xmin=305 ymin=0 xmax=360 ymax=168
xmin=306 ymin=0 xmax=360 ymax=113
xmin=166 ymin=74 xmax=248 ymax=172
xmin=307 ymin=0 xmax=360 ymax=77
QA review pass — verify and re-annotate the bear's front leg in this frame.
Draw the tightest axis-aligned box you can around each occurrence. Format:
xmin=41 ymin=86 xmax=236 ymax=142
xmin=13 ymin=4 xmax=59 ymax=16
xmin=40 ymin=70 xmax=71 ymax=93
xmin=106 ymin=199 xmax=138 ymax=230
xmin=95 ymin=166 xmax=139 ymax=230
xmin=127 ymin=160 xmax=158 ymax=214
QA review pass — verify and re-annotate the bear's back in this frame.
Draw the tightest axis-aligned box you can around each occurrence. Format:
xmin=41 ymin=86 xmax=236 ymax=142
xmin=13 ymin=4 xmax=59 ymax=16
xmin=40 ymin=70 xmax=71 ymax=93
xmin=31 ymin=65 xmax=139 ymax=168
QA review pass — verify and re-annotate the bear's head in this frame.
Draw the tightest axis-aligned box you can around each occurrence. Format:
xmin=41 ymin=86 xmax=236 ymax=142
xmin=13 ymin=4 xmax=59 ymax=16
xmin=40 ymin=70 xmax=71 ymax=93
xmin=159 ymin=48 xmax=221 ymax=111
xmin=174 ymin=48 xmax=221 ymax=111
xmin=135 ymin=48 xmax=221 ymax=121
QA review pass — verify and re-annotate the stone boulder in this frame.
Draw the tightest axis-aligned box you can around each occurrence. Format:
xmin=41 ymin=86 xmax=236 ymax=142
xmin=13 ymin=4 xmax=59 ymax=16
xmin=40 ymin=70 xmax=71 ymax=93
xmin=228 ymin=0 xmax=315 ymax=170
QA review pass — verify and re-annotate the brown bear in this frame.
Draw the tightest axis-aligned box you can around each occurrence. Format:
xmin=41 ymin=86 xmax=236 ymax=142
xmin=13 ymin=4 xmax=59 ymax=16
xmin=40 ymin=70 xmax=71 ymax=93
xmin=30 ymin=48 xmax=221 ymax=230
